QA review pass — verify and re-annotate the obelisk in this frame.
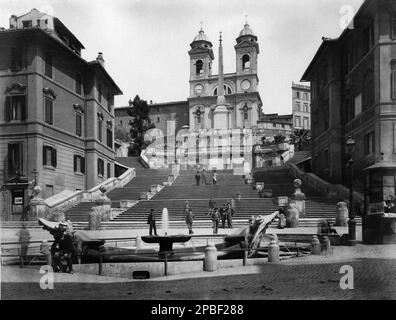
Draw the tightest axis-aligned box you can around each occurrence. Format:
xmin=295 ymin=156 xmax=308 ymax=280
xmin=213 ymin=32 xmax=229 ymax=129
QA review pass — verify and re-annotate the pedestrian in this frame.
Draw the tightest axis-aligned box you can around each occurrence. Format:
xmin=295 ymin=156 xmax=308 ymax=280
xmin=185 ymin=209 xmax=194 ymax=234
xmin=226 ymin=202 xmax=235 ymax=228
xmin=16 ymin=222 xmax=31 ymax=268
xmin=21 ymin=205 xmax=29 ymax=221
xmin=184 ymin=200 xmax=191 ymax=214
xmin=208 ymin=199 xmax=215 ymax=216
xmin=147 ymin=209 xmax=158 ymax=236
xmin=211 ymin=208 xmax=220 ymax=234
xmin=231 ymin=196 xmax=236 ymax=209
xmin=201 ymin=168 xmax=207 ymax=185
xmin=220 ymin=205 xmax=226 ymax=228
xmin=212 ymin=170 xmax=218 ymax=185
xmin=195 ymin=171 xmax=201 ymax=186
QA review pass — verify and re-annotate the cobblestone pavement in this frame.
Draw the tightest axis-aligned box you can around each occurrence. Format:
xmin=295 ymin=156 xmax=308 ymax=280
xmin=2 ymin=245 xmax=396 ymax=300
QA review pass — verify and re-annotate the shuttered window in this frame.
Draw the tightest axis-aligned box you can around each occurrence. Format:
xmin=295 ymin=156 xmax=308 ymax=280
xmin=97 ymin=158 xmax=104 ymax=176
xmin=42 ymin=145 xmax=57 ymax=168
xmin=76 ymin=113 xmax=82 ymax=136
xmin=8 ymin=143 xmax=23 ymax=176
xmin=5 ymin=95 xmax=26 ymax=122
xmin=44 ymin=98 xmax=53 ymax=125
xmin=73 ymin=155 xmax=85 ymax=174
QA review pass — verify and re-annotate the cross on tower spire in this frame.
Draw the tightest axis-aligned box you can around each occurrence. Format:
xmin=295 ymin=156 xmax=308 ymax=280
xmin=244 ymin=14 xmax=248 ymax=25
xmin=200 ymin=21 xmax=203 ymax=31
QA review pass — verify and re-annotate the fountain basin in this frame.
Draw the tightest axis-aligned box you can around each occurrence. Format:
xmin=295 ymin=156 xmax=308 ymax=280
xmin=141 ymin=235 xmax=192 ymax=253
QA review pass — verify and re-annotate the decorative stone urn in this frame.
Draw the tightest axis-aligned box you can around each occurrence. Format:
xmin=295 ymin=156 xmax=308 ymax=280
xmin=93 ymin=186 xmax=111 ymax=221
xmin=286 ymin=202 xmax=299 ymax=228
xmin=29 ymin=185 xmax=47 ymax=220
xmin=335 ymin=201 xmax=348 ymax=226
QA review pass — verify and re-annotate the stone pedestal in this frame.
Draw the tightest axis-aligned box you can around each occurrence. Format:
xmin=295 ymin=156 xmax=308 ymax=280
xmin=213 ymin=105 xmax=229 ymax=130
xmin=204 ymin=243 xmax=218 ymax=272
xmin=335 ymin=201 xmax=348 ymax=226
xmin=286 ymin=203 xmax=299 ymax=228
xmin=290 ymin=179 xmax=306 ymax=218
xmin=310 ymin=235 xmax=321 ymax=255
xmin=94 ymin=196 xmax=111 ymax=221
xmin=268 ymin=236 xmax=280 ymax=263
xmin=89 ymin=209 xmax=102 ymax=230
xmin=30 ymin=197 xmax=47 ymax=220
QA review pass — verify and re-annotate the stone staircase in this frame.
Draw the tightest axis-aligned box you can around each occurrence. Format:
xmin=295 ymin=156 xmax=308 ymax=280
xmin=63 ymin=166 xmax=171 ymax=222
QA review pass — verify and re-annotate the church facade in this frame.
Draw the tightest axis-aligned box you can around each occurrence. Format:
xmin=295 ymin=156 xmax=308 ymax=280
xmin=188 ymin=23 xmax=262 ymax=131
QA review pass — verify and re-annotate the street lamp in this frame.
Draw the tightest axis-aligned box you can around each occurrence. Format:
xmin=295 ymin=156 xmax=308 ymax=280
xmin=345 ymin=136 xmax=357 ymax=246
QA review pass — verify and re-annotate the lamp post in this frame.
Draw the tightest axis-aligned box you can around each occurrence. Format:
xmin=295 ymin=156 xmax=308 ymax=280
xmin=345 ymin=136 xmax=357 ymax=246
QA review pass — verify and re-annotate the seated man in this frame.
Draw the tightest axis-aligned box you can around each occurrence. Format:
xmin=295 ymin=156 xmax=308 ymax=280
xmin=50 ymin=222 xmax=75 ymax=274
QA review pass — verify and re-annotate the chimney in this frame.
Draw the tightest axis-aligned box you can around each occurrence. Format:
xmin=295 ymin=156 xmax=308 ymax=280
xmin=9 ymin=15 xmax=17 ymax=28
xmin=96 ymin=52 xmax=105 ymax=67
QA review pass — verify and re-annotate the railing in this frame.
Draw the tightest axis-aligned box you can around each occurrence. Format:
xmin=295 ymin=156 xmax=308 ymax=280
xmin=287 ymin=162 xmax=364 ymax=202
xmin=43 ymin=168 xmax=136 ymax=217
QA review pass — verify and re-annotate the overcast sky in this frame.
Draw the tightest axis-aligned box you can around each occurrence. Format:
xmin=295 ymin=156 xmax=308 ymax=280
xmin=1 ymin=0 xmax=364 ymax=114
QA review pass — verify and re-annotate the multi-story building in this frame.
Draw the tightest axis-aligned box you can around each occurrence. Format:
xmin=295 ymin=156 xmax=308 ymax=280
xmin=256 ymin=113 xmax=293 ymax=141
xmin=301 ymin=0 xmax=395 ymax=186
xmin=291 ymin=82 xmax=311 ymax=130
xmin=0 ymin=9 xmax=122 ymax=220
xmin=115 ymin=100 xmax=189 ymax=138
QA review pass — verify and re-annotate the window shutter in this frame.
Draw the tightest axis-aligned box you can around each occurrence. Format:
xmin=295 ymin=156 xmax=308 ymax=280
xmin=81 ymin=157 xmax=85 ymax=174
xmin=42 ymin=146 xmax=47 ymax=166
xmin=8 ymin=144 xmax=13 ymax=175
xmin=73 ymin=155 xmax=77 ymax=172
xmin=21 ymin=95 xmax=27 ymax=121
xmin=51 ymin=148 xmax=57 ymax=167
xmin=5 ymin=96 xmax=11 ymax=122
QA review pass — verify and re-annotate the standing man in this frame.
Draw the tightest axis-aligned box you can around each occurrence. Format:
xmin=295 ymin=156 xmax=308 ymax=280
xmin=211 ymin=208 xmax=220 ymax=234
xmin=185 ymin=209 xmax=194 ymax=234
xmin=17 ymin=222 xmax=31 ymax=268
xmin=220 ymin=205 xmax=226 ymax=228
xmin=201 ymin=168 xmax=207 ymax=185
xmin=212 ymin=170 xmax=218 ymax=185
xmin=195 ymin=171 xmax=201 ymax=186
xmin=226 ymin=202 xmax=235 ymax=228
xmin=147 ymin=209 xmax=158 ymax=236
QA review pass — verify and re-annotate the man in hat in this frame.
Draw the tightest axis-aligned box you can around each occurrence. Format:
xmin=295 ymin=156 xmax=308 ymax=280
xmin=185 ymin=209 xmax=195 ymax=234
xmin=225 ymin=202 xmax=235 ymax=228
xmin=147 ymin=209 xmax=157 ymax=236
xmin=50 ymin=222 xmax=75 ymax=273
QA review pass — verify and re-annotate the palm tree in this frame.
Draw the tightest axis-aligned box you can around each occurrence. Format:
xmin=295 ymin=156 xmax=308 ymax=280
xmin=289 ymin=129 xmax=311 ymax=151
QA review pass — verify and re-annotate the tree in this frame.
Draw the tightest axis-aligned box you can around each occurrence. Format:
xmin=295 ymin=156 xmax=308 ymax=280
xmin=114 ymin=126 xmax=130 ymax=142
xmin=127 ymin=95 xmax=155 ymax=155
xmin=289 ymin=129 xmax=311 ymax=151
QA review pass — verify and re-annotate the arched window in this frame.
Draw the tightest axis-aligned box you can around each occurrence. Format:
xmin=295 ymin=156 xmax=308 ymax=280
xmin=242 ymin=54 xmax=250 ymax=69
xmin=213 ymin=85 xmax=232 ymax=96
xmin=196 ymin=60 xmax=203 ymax=75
